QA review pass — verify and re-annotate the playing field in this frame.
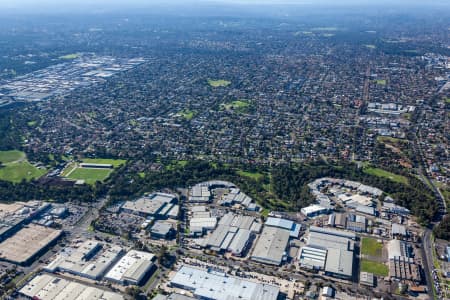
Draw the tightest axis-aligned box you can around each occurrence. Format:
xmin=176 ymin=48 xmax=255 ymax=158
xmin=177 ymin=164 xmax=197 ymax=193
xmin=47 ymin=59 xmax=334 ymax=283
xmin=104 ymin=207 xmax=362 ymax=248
xmin=0 ymin=150 xmax=46 ymax=182
xmin=0 ymin=150 xmax=25 ymax=164
xmin=67 ymin=168 xmax=113 ymax=185
xmin=0 ymin=161 xmax=46 ymax=183
xmin=221 ymin=100 xmax=252 ymax=113
xmin=63 ymin=158 xmax=126 ymax=184
xmin=364 ymin=167 xmax=408 ymax=185
xmin=360 ymin=259 xmax=389 ymax=276
xmin=361 ymin=237 xmax=383 ymax=257
xmin=207 ymin=79 xmax=231 ymax=87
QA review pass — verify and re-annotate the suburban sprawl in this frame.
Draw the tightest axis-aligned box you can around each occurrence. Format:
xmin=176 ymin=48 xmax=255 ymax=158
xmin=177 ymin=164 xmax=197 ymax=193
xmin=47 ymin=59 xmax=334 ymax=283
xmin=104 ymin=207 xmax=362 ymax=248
xmin=0 ymin=2 xmax=449 ymax=300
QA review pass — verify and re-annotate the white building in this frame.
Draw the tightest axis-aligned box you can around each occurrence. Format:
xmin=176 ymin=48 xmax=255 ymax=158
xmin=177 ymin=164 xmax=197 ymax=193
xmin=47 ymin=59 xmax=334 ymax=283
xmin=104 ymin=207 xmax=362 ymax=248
xmin=105 ymin=250 xmax=155 ymax=285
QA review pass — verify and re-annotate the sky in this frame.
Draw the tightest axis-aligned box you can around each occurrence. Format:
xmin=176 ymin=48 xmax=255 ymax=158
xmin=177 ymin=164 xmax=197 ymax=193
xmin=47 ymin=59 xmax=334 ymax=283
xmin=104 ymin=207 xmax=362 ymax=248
xmin=0 ymin=0 xmax=447 ymax=14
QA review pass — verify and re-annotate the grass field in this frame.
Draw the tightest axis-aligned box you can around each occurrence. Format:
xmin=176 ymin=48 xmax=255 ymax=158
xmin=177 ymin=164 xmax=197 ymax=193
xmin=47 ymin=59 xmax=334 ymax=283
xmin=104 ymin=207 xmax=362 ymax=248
xmin=82 ymin=158 xmax=126 ymax=168
xmin=178 ymin=109 xmax=197 ymax=120
xmin=361 ymin=237 xmax=383 ymax=257
xmin=0 ymin=150 xmax=25 ymax=164
xmin=0 ymin=161 xmax=46 ymax=183
xmin=59 ymin=53 xmax=79 ymax=59
xmin=221 ymin=100 xmax=252 ymax=113
xmin=375 ymin=79 xmax=387 ymax=85
xmin=62 ymin=158 xmax=126 ymax=184
xmin=67 ymin=168 xmax=113 ymax=185
xmin=208 ymin=79 xmax=231 ymax=87
xmin=360 ymin=259 xmax=389 ymax=276
xmin=363 ymin=167 xmax=408 ymax=185
xmin=165 ymin=160 xmax=189 ymax=171
xmin=0 ymin=150 xmax=46 ymax=182
xmin=237 ymin=170 xmax=265 ymax=181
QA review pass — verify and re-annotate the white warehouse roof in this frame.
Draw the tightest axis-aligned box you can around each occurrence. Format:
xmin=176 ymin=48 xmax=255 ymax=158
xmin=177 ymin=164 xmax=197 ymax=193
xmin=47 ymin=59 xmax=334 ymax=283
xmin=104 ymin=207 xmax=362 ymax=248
xmin=105 ymin=250 xmax=155 ymax=285
xmin=170 ymin=265 xmax=279 ymax=300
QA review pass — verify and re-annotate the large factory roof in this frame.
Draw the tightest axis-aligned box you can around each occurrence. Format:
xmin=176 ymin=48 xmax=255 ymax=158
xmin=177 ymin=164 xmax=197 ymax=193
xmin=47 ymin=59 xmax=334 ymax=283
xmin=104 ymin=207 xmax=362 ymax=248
xmin=19 ymin=274 xmax=123 ymax=300
xmin=251 ymin=226 xmax=290 ymax=265
xmin=324 ymin=248 xmax=354 ymax=278
xmin=45 ymin=240 xmax=123 ymax=280
xmin=170 ymin=265 xmax=279 ymax=300
xmin=309 ymin=225 xmax=356 ymax=240
xmin=265 ymin=217 xmax=301 ymax=238
xmin=105 ymin=250 xmax=155 ymax=285
xmin=0 ymin=224 xmax=62 ymax=264
xmin=307 ymin=231 xmax=352 ymax=251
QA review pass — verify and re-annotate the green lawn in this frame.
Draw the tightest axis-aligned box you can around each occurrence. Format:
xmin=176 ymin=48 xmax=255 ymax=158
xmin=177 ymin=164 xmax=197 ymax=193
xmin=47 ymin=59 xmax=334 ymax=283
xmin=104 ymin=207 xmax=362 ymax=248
xmin=363 ymin=167 xmax=408 ymax=185
xmin=446 ymin=98 xmax=450 ymax=104
xmin=67 ymin=168 xmax=113 ymax=185
xmin=0 ymin=150 xmax=25 ymax=164
xmin=27 ymin=120 xmax=38 ymax=127
xmin=82 ymin=158 xmax=126 ymax=168
xmin=237 ymin=170 xmax=265 ymax=181
xmin=221 ymin=100 xmax=252 ymax=113
xmin=207 ymin=79 xmax=231 ymax=87
xmin=178 ymin=109 xmax=197 ymax=120
xmin=0 ymin=161 xmax=46 ymax=183
xmin=361 ymin=237 xmax=383 ymax=257
xmin=360 ymin=259 xmax=389 ymax=276
xmin=59 ymin=53 xmax=79 ymax=59
xmin=165 ymin=160 xmax=189 ymax=171
xmin=375 ymin=79 xmax=387 ymax=85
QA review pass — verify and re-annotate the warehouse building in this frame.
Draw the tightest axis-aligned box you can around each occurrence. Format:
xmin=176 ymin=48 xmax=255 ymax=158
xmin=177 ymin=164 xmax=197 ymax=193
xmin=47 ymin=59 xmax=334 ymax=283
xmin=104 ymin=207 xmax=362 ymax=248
xmin=301 ymin=204 xmax=329 ymax=218
xmin=151 ymin=221 xmax=176 ymax=239
xmin=189 ymin=184 xmax=212 ymax=203
xmin=170 ymin=265 xmax=279 ymax=300
xmin=388 ymin=239 xmax=411 ymax=260
xmin=308 ymin=231 xmax=354 ymax=251
xmin=360 ymin=272 xmax=375 ymax=287
xmin=105 ymin=250 xmax=156 ymax=285
xmin=251 ymin=226 xmax=290 ymax=265
xmin=346 ymin=214 xmax=367 ymax=233
xmin=19 ymin=274 xmax=123 ymax=300
xmin=189 ymin=217 xmax=217 ymax=236
xmin=299 ymin=246 xmax=327 ymax=270
xmin=122 ymin=192 xmax=177 ymax=219
xmin=45 ymin=240 xmax=123 ymax=280
xmin=0 ymin=224 xmax=62 ymax=265
xmin=392 ymin=223 xmax=407 ymax=237
xmin=206 ymin=225 xmax=233 ymax=251
xmin=228 ymin=229 xmax=252 ymax=256
xmin=309 ymin=226 xmax=356 ymax=240
xmin=324 ymin=248 xmax=354 ymax=280
xmin=265 ymin=217 xmax=301 ymax=238
xmin=389 ymin=256 xmax=421 ymax=283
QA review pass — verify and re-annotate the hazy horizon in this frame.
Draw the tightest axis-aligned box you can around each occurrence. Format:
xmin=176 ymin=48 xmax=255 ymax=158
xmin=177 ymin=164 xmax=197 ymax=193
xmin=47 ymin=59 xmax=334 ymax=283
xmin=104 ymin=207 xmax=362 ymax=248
xmin=1 ymin=0 xmax=449 ymax=15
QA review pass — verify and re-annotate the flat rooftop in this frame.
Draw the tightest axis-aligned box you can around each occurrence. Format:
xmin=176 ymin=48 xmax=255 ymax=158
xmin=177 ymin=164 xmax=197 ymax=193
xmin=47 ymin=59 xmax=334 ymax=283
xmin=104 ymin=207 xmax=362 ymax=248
xmin=251 ymin=226 xmax=290 ymax=265
xmin=105 ymin=250 xmax=155 ymax=284
xmin=171 ymin=265 xmax=279 ymax=300
xmin=0 ymin=224 xmax=61 ymax=264
xmin=19 ymin=274 xmax=123 ymax=300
